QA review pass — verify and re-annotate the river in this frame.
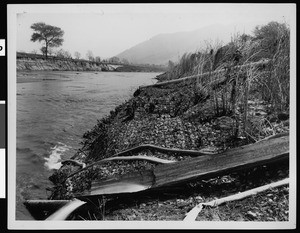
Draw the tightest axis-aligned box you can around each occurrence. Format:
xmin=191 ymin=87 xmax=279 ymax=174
xmin=16 ymin=71 xmax=159 ymax=220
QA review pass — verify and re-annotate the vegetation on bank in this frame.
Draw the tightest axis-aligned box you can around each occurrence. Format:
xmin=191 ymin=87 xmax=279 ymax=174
xmin=17 ymin=52 xmax=167 ymax=72
xmin=42 ymin=21 xmax=290 ymax=221
xmin=17 ymin=52 xmax=166 ymax=72
xmin=159 ymin=21 xmax=289 ymax=113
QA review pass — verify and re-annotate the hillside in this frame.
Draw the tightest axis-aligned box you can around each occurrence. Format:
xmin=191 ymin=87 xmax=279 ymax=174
xmin=116 ymin=24 xmax=237 ymax=65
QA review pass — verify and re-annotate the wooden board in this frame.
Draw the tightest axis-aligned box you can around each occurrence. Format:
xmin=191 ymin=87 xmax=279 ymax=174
xmin=153 ymin=135 xmax=288 ymax=188
xmin=81 ymin=170 xmax=154 ymax=196
xmin=139 ymin=60 xmax=271 ymax=89
xmin=78 ymin=134 xmax=289 ymax=197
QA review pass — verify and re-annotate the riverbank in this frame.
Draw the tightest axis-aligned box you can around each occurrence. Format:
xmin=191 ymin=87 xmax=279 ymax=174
xmin=17 ymin=57 xmax=118 ymax=71
xmin=42 ymin=70 xmax=290 ymax=221
xmin=17 ymin=56 xmax=167 ymax=72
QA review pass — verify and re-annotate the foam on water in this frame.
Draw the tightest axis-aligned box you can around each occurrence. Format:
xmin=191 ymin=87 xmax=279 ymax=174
xmin=44 ymin=142 xmax=70 ymax=170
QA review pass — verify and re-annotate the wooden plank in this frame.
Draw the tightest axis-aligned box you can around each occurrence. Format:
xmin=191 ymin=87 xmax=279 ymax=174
xmin=78 ymin=134 xmax=288 ymax=197
xmin=153 ymin=135 xmax=288 ymax=188
xmin=79 ymin=170 xmax=154 ymax=196
xmin=140 ymin=60 xmax=271 ymax=89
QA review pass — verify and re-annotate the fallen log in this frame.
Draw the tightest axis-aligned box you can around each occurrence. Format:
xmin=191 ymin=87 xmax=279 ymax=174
xmin=85 ymin=170 xmax=155 ymax=196
xmin=153 ymin=135 xmax=288 ymax=188
xmin=140 ymin=60 xmax=271 ymax=89
xmin=25 ymin=134 xmax=289 ymax=220
xmin=78 ymin=134 xmax=288 ymax=197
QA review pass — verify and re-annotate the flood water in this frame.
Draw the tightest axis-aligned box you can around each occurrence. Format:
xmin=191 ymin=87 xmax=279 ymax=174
xmin=16 ymin=71 xmax=159 ymax=220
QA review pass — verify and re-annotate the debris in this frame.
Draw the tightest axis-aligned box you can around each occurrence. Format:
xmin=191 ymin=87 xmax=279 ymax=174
xmin=184 ymin=178 xmax=289 ymax=221
xmin=76 ymin=135 xmax=288 ymax=197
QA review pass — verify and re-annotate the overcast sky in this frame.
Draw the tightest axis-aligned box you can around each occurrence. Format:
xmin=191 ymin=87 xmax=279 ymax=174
xmin=15 ymin=3 xmax=295 ymax=59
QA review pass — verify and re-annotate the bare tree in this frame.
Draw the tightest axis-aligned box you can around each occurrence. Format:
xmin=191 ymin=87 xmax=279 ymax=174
xmin=56 ymin=49 xmax=72 ymax=59
xmin=95 ymin=56 xmax=101 ymax=63
xmin=74 ymin=51 xmax=81 ymax=60
xmin=109 ymin=56 xmax=120 ymax=63
xmin=86 ymin=50 xmax=94 ymax=61
xmin=64 ymin=50 xmax=72 ymax=59
xmin=121 ymin=58 xmax=129 ymax=64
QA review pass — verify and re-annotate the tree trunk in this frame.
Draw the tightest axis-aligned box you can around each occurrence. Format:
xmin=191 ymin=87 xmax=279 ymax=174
xmin=45 ymin=41 xmax=48 ymax=59
xmin=78 ymin=134 xmax=289 ymax=197
xmin=45 ymin=45 xmax=48 ymax=59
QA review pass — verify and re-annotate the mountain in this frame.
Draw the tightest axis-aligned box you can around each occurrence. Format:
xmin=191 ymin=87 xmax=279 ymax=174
xmin=116 ymin=24 xmax=239 ymax=66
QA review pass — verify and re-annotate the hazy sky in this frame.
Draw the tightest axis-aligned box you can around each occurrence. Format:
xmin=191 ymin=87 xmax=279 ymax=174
xmin=15 ymin=3 xmax=295 ymax=59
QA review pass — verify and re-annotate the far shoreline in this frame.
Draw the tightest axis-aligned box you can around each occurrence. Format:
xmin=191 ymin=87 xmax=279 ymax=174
xmin=16 ymin=70 xmax=163 ymax=83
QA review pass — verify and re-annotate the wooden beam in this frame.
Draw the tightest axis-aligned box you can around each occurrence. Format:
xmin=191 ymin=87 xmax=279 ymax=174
xmin=140 ymin=60 xmax=271 ymax=89
xmin=77 ymin=134 xmax=288 ymax=197
xmin=153 ymin=134 xmax=288 ymax=188
xmin=80 ymin=170 xmax=154 ymax=196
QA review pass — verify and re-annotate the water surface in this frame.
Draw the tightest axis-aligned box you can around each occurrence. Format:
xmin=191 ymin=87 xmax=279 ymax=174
xmin=16 ymin=71 xmax=159 ymax=220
